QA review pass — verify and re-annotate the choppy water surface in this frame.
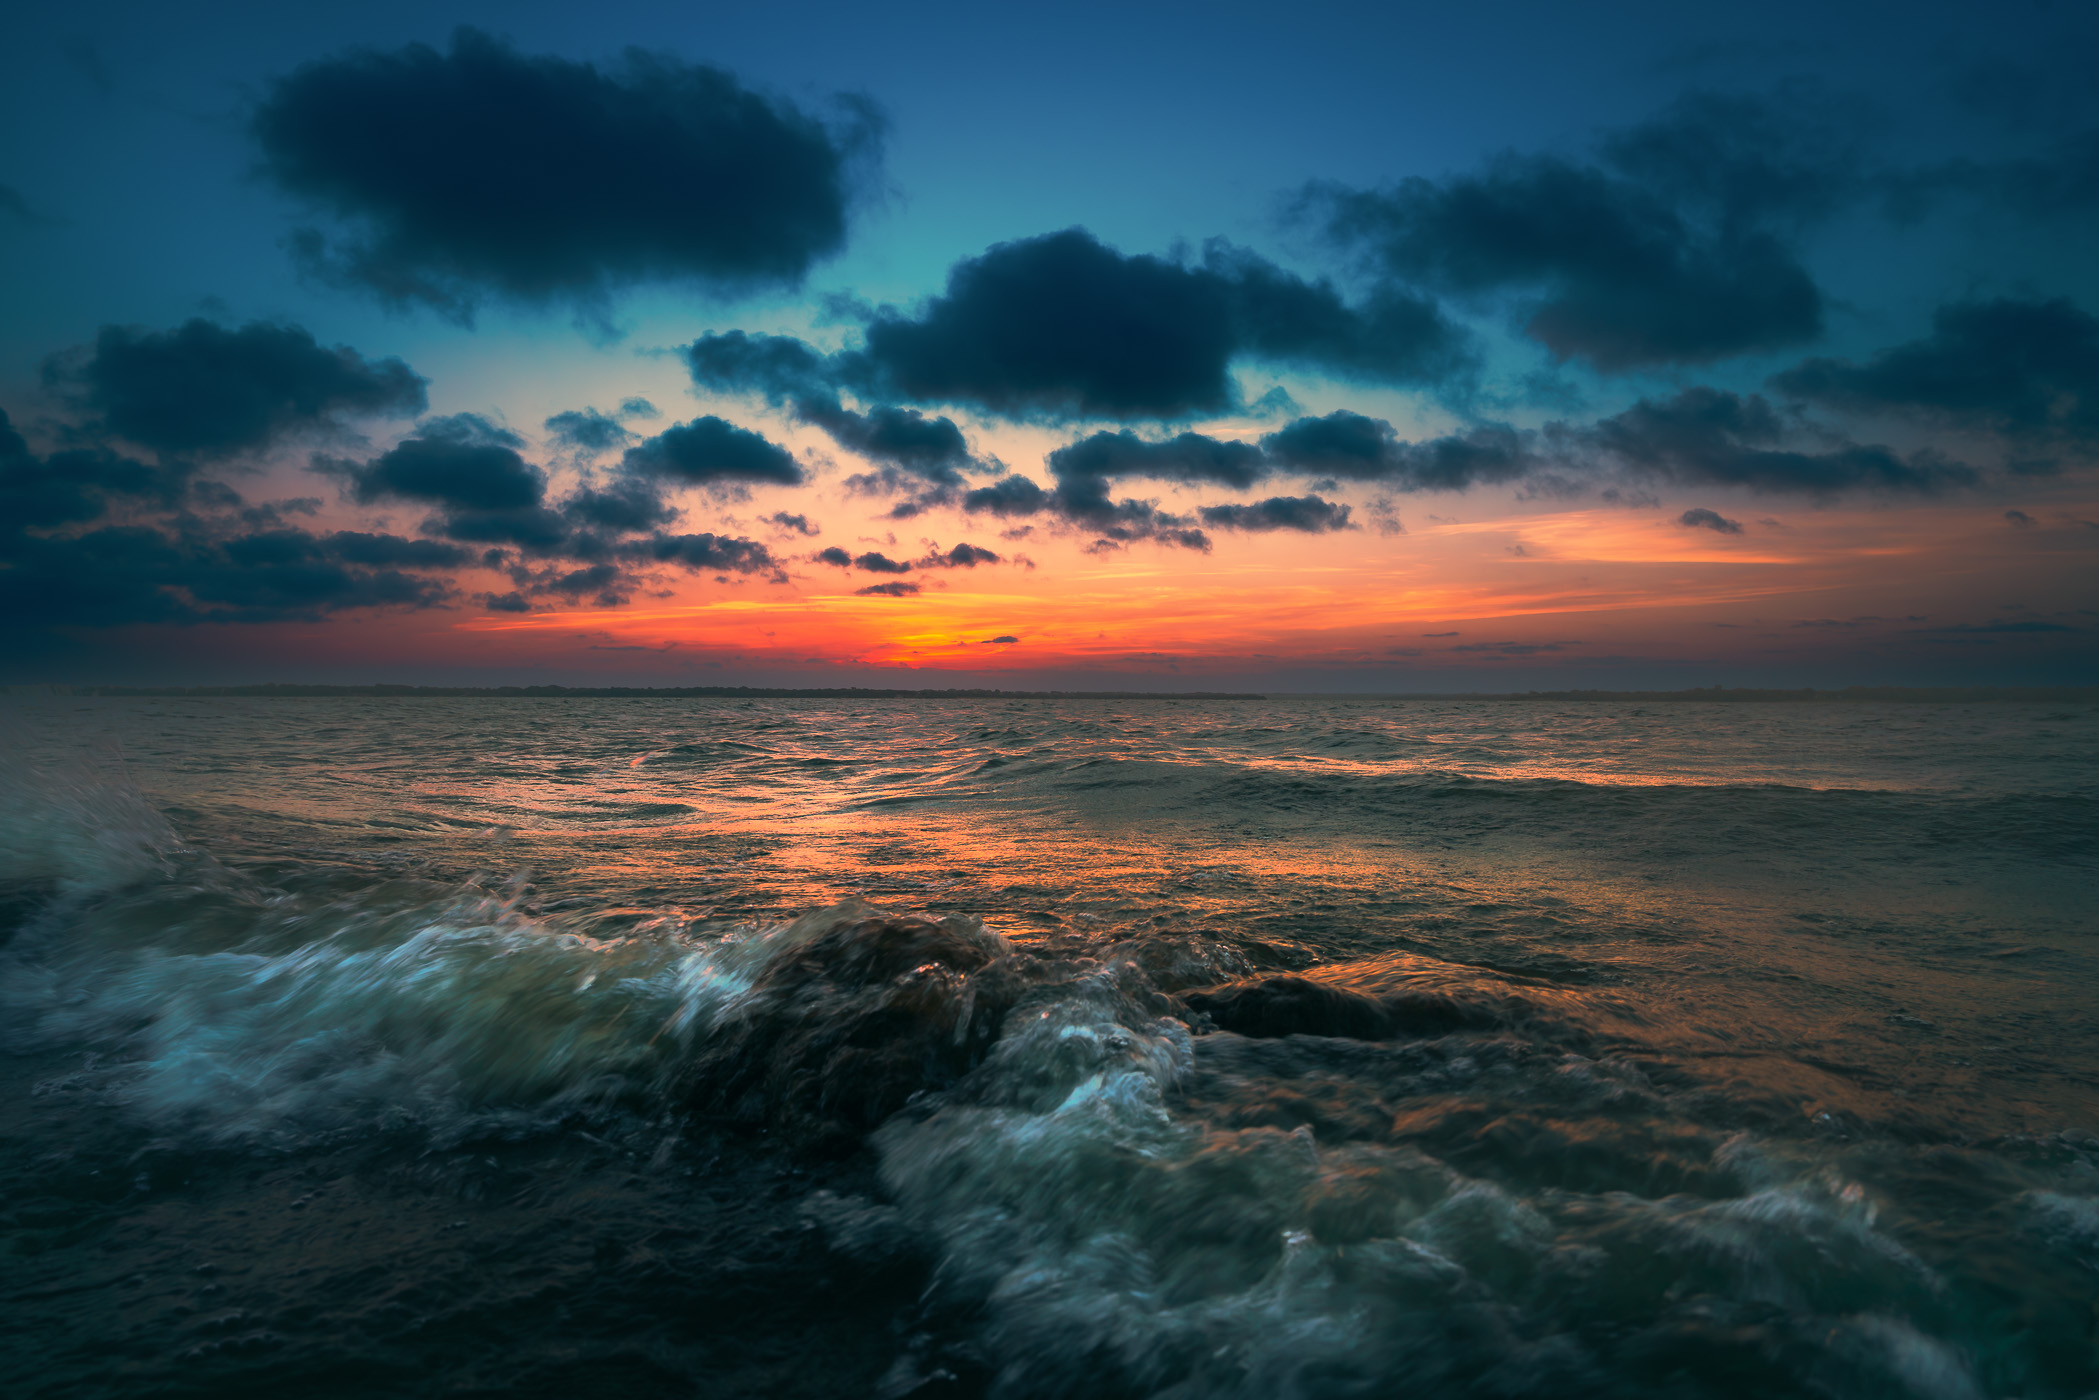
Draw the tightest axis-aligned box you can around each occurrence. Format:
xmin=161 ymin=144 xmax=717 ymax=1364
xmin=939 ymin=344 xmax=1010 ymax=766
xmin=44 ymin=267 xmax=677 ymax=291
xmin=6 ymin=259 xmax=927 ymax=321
xmin=2 ymin=695 xmax=2096 ymax=1398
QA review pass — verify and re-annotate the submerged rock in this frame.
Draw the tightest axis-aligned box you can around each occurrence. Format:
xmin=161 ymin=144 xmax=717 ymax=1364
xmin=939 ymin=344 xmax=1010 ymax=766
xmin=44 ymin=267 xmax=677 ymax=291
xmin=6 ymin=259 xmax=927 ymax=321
xmin=685 ymin=909 xmax=1022 ymax=1152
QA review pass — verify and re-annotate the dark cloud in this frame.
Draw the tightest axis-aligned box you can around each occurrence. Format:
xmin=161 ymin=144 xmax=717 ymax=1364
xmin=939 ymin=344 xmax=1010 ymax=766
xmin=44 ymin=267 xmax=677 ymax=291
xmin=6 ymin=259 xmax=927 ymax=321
xmin=960 ymin=475 xmax=1050 ymax=518
xmin=321 ymin=530 xmax=473 ymax=567
xmin=562 ymin=477 xmax=678 ymax=532
xmin=0 ymin=409 xmax=172 ymax=527
xmin=44 ymin=319 xmax=425 ymax=459
xmin=1300 ymin=91 xmax=1855 ymax=369
xmin=546 ymin=563 xmax=631 ymax=606
xmin=1678 ymin=506 xmax=1744 ymax=533
xmin=813 ymin=546 xmax=852 ymax=567
xmin=1262 ymin=412 xmax=1536 ymax=491
xmin=619 ymin=416 xmax=803 ymax=487
xmin=985 ymin=635 xmax=1018 ymax=644
xmin=922 ymin=542 xmax=1000 ymax=567
xmin=1047 ymin=430 xmax=1268 ymax=491
xmin=1198 ymin=495 xmax=1354 ymax=532
xmin=1584 ymin=388 xmax=1971 ymax=494
xmin=1771 ymin=297 xmax=2099 ymax=450
xmin=854 ymin=581 xmax=919 ymax=597
xmin=543 ymin=407 xmax=633 ymax=454
xmin=853 ymin=551 xmax=912 ymax=574
xmin=835 ymin=228 xmax=1468 ymax=419
xmin=344 ymin=414 xmax=545 ymax=510
xmin=622 ymin=532 xmax=779 ymax=576
xmin=483 ymin=590 xmax=532 ymax=612
xmin=683 ymin=331 xmax=979 ymax=483
xmin=766 ymin=511 xmax=820 ymax=536
xmin=253 ymin=28 xmax=883 ymax=318
xmin=2006 ymin=509 xmax=2037 ymax=528
xmin=617 ymin=397 xmax=660 ymax=419
xmin=0 ymin=521 xmax=455 ymax=629
xmin=431 ymin=505 xmax=571 ymax=552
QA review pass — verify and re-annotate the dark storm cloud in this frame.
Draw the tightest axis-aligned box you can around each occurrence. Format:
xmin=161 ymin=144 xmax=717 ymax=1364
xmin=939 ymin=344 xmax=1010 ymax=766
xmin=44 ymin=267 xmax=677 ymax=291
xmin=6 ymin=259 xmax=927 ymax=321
xmin=543 ymin=408 xmax=633 ymax=454
xmin=1197 ymin=495 xmax=1354 ymax=532
xmin=837 ymin=229 xmax=1469 ymax=419
xmin=343 ymin=414 xmax=545 ymax=510
xmin=854 ymin=581 xmax=919 ymax=597
xmin=619 ymin=417 xmax=803 ymax=487
xmin=1299 ymin=91 xmax=1856 ymax=369
xmin=44 ymin=319 xmax=426 ymax=459
xmin=683 ymin=331 xmax=979 ymax=483
xmin=1678 ymin=506 xmax=1744 ymax=533
xmin=253 ymin=28 xmax=883 ymax=318
xmin=1771 ymin=297 xmax=2099 ymax=449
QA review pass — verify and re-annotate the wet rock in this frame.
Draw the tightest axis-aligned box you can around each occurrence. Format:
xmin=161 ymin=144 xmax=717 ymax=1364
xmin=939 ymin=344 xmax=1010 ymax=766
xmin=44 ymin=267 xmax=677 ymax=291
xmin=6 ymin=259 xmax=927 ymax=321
xmin=1183 ymin=975 xmax=1499 ymax=1042
xmin=686 ymin=911 xmax=1021 ymax=1153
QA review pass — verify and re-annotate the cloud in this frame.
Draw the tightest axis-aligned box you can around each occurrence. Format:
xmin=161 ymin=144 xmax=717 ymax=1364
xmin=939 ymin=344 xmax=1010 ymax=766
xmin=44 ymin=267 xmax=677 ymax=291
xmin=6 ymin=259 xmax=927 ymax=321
xmin=921 ymin=542 xmax=1000 ymax=567
xmin=1298 ymin=90 xmax=1856 ymax=369
xmin=619 ymin=416 xmax=804 ymax=487
xmin=766 ymin=511 xmax=821 ymax=535
xmin=1582 ymin=388 xmax=1972 ymax=494
xmin=1048 ymin=430 xmax=1268 ymax=491
xmin=253 ymin=28 xmax=883 ymax=318
xmin=1678 ymin=506 xmax=1744 ymax=533
xmin=854 ymin=580 xmax=920 ymax=597
xmin=1262 ymin=412 xmax=1535 ymax=491
xmin=852 ymin=551 xmax=912 ymax=574
xmin=0 ymin=408 xmax=173 ymax=526
xmin=837 ymin=228 xmax=1468 ymax=419
xmin=343 ymin=413 xmax=545 ymax=510
xmin=321 ymin=530 xmax=473 ymax=567
xmin=543 ymin=407 xmax=633 ymax=454
xmin=2005 ymin=508 xmax=2037 ymax=528
xmin=1770 ymin=297 xmax=2099 ymax=451
xmin=562 ymin=477 xmax=679 ymax=532
xmin=1198 ymin=495 xmax=1354 ymax=532
xmin=483 ymin=590 xmax=531 ymax=612
xmin=684 ymin=330 xmax=981 ymax=483
xmin=43 ymin=318 xmax=426 ymax=459
xmin=813 ymin=545 xmax=852 ymax=567
xmin=621 ymin=532 xmax=780 ymax=576
xmin=984 ymin=635 xmax=1018 ymax=644
xmin=0 ymin=519 xmax=457 ymax=629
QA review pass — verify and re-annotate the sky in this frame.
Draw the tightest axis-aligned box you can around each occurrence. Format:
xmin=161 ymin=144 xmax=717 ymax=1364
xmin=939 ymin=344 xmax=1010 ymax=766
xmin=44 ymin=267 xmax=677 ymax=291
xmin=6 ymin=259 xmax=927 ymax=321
xmin=2 ymin=0 xmax=2095 ymax=690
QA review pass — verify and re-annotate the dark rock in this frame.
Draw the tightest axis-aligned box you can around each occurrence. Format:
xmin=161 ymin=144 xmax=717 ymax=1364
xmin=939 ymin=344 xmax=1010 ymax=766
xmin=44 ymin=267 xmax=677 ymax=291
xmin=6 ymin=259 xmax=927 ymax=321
xmin=685 ymin=911 xmax=1021 ymax=1153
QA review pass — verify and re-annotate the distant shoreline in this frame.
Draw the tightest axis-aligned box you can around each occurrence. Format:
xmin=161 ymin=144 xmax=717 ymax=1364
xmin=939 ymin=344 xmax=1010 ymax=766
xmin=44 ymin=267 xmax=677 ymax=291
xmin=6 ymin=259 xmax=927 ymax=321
xmin=7 ymin=683 xmax=2096 ymax=703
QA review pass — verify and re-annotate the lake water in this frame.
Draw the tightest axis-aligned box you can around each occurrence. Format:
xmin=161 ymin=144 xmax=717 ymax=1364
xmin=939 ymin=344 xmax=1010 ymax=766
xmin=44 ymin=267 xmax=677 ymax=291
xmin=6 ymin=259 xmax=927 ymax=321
xmin=3 ymin=695 xmax=2097 ymax=1398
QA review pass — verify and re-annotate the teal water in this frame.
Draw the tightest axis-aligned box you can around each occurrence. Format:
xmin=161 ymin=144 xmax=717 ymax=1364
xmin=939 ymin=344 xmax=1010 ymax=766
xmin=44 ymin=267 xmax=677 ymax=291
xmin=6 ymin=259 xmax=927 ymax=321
xmin=2 ymin=696 xmax=2096 ymax=1397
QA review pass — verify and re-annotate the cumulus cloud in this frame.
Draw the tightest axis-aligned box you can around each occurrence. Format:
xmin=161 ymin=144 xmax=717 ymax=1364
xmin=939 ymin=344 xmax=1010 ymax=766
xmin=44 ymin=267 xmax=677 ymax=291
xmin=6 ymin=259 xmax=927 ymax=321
xmin=1298 ymin=90 xmax=1859 ymax=369
xmin=618 ymin=416 xmax=804 ymax=487
xmin=687 ymin=229 xmax=1470 ymax=430
xmin=43 ymin=318 xmax=426 ymax=459
xmin=253 ymin=28 xmax=884 ymax=318
xmin=854 ymin=580 xmax=919 ymax=597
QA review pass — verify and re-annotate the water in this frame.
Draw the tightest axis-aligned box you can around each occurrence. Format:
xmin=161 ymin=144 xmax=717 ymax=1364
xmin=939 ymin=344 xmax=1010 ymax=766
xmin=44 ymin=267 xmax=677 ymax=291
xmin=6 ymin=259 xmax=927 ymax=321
xmin=1 ymin=695 xmax=2095 ymax=1398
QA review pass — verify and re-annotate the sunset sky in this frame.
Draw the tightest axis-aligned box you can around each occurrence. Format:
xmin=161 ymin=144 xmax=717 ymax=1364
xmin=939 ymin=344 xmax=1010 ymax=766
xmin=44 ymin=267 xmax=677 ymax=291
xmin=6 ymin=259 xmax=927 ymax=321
xmin=2 ymin=0 xmax=2094 ymax=688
